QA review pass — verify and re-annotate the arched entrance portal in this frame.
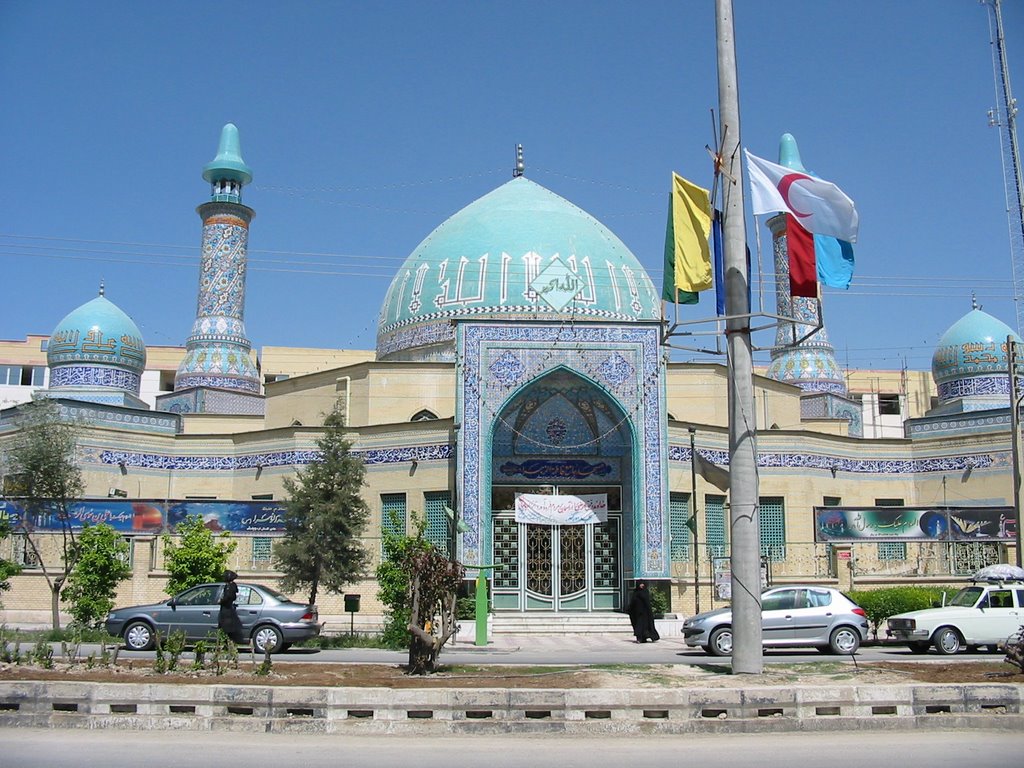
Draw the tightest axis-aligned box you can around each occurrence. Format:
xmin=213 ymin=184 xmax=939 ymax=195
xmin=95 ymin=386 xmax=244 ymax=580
xmin=488 ymin=369 xmax=634 ymax=612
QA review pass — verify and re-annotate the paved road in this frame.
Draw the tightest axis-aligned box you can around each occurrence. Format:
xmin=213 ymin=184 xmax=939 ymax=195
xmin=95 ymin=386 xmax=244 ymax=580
xmin=4 ymin=728 xmax=1022 ymax=767
xmin=75 ymin=633 xmax=1008 ymax=667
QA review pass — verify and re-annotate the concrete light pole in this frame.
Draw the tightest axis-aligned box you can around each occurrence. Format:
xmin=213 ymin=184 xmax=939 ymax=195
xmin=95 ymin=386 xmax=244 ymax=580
xmin=715 ymin=0 xmax=763 ymax=673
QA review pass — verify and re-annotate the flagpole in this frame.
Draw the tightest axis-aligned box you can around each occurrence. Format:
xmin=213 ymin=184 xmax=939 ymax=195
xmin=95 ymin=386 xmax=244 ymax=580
xmin=689 ymin=427 xmax=700 ymax=614
xmin=715 ymin=0 xmax=763 ymax=675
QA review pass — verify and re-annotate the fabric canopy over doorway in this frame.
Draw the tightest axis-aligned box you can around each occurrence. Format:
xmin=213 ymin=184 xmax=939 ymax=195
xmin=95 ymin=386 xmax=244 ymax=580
xmin=514 ymin=493 xmax=608 ymax=525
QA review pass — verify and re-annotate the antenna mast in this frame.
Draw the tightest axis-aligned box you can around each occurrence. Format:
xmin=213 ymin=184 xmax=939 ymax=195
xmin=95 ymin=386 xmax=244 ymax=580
xmin=984 ymin=0 xmax=1024 ymax=333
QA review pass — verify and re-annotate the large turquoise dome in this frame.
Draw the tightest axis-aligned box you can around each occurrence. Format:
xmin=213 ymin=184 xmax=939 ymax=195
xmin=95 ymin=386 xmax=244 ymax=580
xmin=47 ymin=292 xmax=147 ymax=398
xmin=932 ymin=308 xmax=1019 ymax=406
xmin=376 ymin=177 xmax=660 ymax=361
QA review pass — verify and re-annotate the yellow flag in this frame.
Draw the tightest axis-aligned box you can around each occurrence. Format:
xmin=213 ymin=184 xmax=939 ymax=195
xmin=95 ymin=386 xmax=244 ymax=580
xmin=662 ymin=173 xmax=712 ymax=301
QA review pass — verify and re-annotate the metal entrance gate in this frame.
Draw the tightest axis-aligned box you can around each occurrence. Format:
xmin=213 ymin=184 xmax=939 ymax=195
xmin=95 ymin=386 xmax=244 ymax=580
xmin=491 ymin=513 xmax=622 ymax=611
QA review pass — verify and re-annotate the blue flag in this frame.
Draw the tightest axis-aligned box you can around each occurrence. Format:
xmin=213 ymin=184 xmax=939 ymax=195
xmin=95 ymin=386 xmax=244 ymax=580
xmin=712 ymin=212 xmax=725 ymax=315
xmin=814 ymin=234 xmax=855 ymax=289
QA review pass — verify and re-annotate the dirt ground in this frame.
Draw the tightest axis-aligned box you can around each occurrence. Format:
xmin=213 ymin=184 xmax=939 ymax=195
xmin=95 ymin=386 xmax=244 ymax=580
xmin=2 ymin=659 xmax=1022 ymax=689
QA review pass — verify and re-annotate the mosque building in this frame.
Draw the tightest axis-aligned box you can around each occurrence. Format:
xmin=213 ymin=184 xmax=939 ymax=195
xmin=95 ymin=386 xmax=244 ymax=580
xmin=0 ymin=126 xmax=1018 ymax=631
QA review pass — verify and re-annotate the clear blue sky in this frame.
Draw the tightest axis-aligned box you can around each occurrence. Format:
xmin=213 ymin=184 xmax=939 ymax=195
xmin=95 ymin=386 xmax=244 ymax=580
xmin=1 ymin=1 xmax=1020 ymax=372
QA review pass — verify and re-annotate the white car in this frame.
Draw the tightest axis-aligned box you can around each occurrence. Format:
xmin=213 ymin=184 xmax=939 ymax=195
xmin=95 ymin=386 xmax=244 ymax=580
xmin=886 ymin=580 xmax=1024 ymax=654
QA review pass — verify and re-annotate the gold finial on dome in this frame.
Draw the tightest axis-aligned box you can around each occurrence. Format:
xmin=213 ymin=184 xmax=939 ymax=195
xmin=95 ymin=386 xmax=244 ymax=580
xmin=513 ymin=144 xmax=524 ymax=178
xmin=99 ymin=280 xmax=105 ymax=297
xmin=971 ymin=291 xmax=979 ymax=311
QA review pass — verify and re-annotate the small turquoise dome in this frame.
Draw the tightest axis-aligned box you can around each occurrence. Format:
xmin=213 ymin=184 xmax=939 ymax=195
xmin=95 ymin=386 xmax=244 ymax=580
xmin=377 ymin=177 xmax=660 ymax=361
xmin=932 ymin=308 xmax=1019 ymax=405
xmin=47 ymin=292 xmax=146 ymax=396
xmin=202 ymin=123 xmax=252 ymax=185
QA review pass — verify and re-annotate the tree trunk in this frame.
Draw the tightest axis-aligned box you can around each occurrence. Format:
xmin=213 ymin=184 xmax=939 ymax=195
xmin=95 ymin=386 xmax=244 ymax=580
xmin=50 ymin=578 xmax=63 ymax=631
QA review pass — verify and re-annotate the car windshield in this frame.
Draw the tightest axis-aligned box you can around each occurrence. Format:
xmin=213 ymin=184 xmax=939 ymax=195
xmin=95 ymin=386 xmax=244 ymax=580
xmin=949 ymin=586 xmax=984 ymax=607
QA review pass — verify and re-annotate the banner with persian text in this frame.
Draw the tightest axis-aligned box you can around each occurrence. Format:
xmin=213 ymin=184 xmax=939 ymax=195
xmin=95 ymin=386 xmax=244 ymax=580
xmin=513 ymin=493 xmax=608 ymax=525
xmin=813 ymin=506 xmax=1016 ymax=542
xmin=0 ymin=499 xmax=287 ymax=534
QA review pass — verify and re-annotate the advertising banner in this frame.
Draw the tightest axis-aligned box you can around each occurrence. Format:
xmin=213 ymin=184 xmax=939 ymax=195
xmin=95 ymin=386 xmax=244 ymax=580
xmin=0 ymin=499 xmax=288 ymax=534
xmin=813 ymin=506 xmax=1016 ymax=542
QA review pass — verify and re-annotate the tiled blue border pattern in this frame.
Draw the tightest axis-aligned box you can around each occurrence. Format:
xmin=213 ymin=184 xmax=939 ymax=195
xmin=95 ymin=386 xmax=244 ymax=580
xmin=666 ymin=446 xmax=1001 ymax=474
xmin=101 ymin=443 xmax=452 ymax=471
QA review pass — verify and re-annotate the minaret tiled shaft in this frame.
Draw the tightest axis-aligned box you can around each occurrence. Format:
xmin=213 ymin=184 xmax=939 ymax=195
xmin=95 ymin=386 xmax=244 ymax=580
xmin=174 ymin=124 xmax=260 ymax=395
xmin=764 ymin=213 xmax=846 ymax=394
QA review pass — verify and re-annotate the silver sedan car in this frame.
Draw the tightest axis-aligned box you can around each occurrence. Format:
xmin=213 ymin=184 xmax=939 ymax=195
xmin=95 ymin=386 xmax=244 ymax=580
xmin=105 ymin=582 xmax=320 ymax=654
xmin=682 ymin=585 xmax=868 ymax=656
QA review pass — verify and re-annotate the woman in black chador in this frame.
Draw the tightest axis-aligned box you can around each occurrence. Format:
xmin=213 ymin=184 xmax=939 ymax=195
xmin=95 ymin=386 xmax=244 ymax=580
xmin=627 ymin=580 xmax=660 ymax=643
xmin=218 ymin=570 xmax=241 ymax=642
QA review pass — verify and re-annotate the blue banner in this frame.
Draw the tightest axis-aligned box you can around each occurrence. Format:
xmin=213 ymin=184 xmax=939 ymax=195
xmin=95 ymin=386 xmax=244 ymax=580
xmin=0 ymin=499 xmax=288 ymax=534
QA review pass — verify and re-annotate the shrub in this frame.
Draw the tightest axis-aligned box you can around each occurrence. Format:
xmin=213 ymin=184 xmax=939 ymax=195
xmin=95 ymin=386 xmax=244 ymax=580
xmin=847 ymin=586 xmax=951 ymax=639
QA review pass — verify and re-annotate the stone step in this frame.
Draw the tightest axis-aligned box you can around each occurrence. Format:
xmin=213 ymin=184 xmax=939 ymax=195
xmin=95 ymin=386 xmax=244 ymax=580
xmin=491 ymin=612 xmax=635 ymax=634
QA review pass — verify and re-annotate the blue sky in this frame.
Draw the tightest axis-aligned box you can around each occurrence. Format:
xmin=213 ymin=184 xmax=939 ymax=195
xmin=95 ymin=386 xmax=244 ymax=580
xmin=1 ymin=1 xmax=1021 ymax=372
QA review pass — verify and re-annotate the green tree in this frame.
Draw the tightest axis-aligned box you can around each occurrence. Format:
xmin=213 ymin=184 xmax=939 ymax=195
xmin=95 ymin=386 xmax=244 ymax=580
xmin=161 ymin=515 xmax=236 ymax=595
xmin=376 ymin=513 xmax=432 ymax=647
xmin=63 ymin=524 xmax=132 ymax=628
xmin=274 ymin=404 xmax=370 ymax=606
xmin=4 ymin=398 xmax=85 ymax=629
xmin=376 ymin=512 xmax=464 ymax=673
xmin=0 ymin=516 xmax=22 ymax=597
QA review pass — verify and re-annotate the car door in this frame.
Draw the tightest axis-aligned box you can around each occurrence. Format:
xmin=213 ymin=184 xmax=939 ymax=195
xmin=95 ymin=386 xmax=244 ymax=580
xmin=168 ymin=584 xmax=222 ymax=641
xmin=789 ymin=588 xmax=834 ymax=645
xmin=233 ymin=585 xmax=266 ymax=641
xmin=760 ymin=589 xmax=797 ymax=645
xmin=969 ymin=588 xmax=1019 ymax=645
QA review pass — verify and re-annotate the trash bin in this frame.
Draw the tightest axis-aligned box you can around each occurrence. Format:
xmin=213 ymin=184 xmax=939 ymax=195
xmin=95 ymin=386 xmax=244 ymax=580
xmin=344 ymin=594 xmax=360 ymax=613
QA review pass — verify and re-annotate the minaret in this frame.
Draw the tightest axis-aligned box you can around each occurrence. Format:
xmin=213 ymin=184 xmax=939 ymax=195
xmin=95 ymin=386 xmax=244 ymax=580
xmin=158 ymin=124 xmax=264 ymax=415
xmin=764 ymin=134 xmax=846 ymax=395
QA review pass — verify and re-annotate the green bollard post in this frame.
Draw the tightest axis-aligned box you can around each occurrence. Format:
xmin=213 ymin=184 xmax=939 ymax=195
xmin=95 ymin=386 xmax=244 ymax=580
xmin=472 ymin=565 xmax=496 ymax=647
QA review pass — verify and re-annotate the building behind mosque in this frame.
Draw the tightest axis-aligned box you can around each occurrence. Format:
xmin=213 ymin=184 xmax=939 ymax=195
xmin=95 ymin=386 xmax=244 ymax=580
xmin=0 ymin=126 xmax=1018 ymax=631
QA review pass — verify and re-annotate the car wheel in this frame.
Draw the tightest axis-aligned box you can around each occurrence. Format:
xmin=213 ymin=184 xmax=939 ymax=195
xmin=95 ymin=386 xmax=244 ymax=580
xmin=908 ymin=642 xmax=930 ymax=654
xmin=123 ymin=620 xmax=155 ymax=651
xmin=707 ymin=626 xmax=733 ymax=656
xmin=828 ymin=626 xmax=861 ymax=654
xmin=252 ymin=625 xmax=284 ymax=654
xmin=932 ymin=626 xmax=963 ymax=655
xmin=279 ymin=642 xmax=292 ymax=652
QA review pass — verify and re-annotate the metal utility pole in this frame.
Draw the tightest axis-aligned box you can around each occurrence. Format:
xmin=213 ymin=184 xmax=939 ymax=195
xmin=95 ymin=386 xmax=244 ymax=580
xmin=1008 ymin=336 xmax=1023 ymax=568
xmin=984 ymin=0 xmax=1024 ymax=334
xmin=715 ymin=0 xmax=762 ymax=674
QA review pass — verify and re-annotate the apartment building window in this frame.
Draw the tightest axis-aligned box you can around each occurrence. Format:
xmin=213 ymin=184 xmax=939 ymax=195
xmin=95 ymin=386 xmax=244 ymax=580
xmin=705 ymin=494 xmax=727 ymax=559
xmin=669 ymin=492 xmax=691 ymax=562
xmin=759 ymin=496 xmax=786 ymax=561
xmin=822 ymin=496 xmax=842 ymax=507
xmin=251 ymin=494 xmax=274 ymax=501
xmin=878 ymin=394 xmax=901 ymax=415
xmin=875 ymin=498 xmax=907 ymax=560
xmin=252 ymin=537 xmax=273 ymax=566
xmin=423 ymin=491 xmax=451 ymax=557
xmin=380 ymin=493 xmax=407 ymax=558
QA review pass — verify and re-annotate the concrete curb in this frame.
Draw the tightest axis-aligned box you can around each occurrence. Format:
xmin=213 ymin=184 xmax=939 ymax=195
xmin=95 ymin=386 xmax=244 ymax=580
xmin=1 ymin=680 xmax=1021 ymax=734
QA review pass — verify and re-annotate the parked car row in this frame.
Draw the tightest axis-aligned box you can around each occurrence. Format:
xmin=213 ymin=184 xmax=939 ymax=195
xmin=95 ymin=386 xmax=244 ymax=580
xmin=680 ymin=578 xmax=1024 ymax=657
xmin=104 ymin=582 xmax=321 ymax=654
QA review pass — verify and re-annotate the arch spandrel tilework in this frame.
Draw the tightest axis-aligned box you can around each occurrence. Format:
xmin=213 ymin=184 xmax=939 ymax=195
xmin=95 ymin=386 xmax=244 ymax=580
xmin=456 ymin=322 xmax=669 ymax=577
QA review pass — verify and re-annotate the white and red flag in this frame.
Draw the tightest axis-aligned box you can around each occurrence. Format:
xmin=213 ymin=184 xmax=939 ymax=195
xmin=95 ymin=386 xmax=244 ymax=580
xmin=744 ymin=149 xmax=859 ymax=243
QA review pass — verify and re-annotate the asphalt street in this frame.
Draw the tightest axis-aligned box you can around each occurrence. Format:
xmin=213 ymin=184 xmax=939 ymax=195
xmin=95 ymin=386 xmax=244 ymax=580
xmin=3 ymin=728 xmax=1022 ymax=768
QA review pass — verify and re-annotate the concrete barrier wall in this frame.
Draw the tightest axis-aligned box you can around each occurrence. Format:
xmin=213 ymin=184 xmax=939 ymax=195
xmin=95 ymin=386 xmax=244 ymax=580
xmin=0 ymin=681 xmax=1020 ymax=734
